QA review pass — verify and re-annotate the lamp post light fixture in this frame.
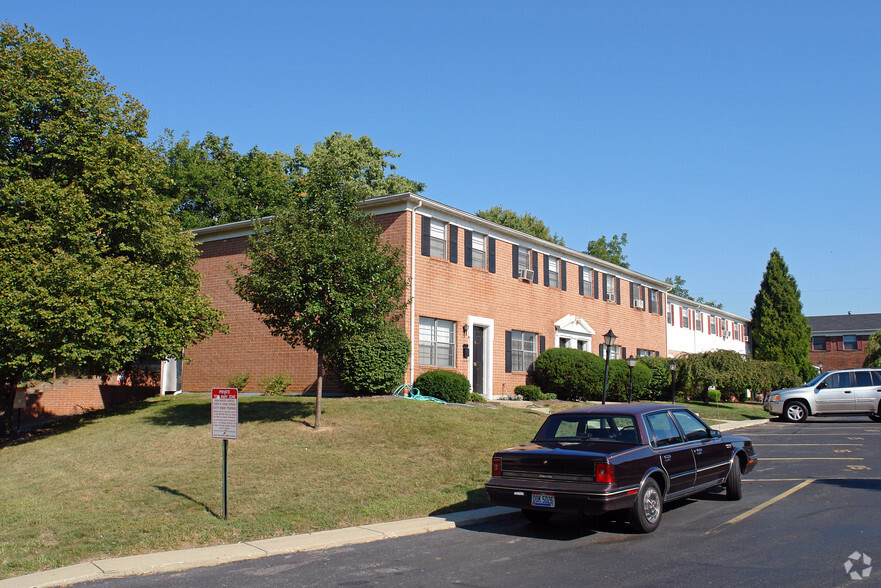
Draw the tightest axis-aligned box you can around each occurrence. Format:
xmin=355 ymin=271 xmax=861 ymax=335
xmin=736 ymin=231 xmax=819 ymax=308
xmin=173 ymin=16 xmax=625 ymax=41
xmin=601 ymin=329 xmax=616 ymax=405
xmin=818 ymin=361 xmax=823 ymax=374
xmin=626 ymin=355 xmax=638 ymax=404
xmin=669 ymin=359 xmax=677 ymax=404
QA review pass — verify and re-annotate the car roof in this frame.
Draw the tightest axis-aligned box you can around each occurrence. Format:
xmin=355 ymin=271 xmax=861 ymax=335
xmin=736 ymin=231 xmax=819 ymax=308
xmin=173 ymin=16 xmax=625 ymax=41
xmin=552 ymin=403 xmax=684 ymax=417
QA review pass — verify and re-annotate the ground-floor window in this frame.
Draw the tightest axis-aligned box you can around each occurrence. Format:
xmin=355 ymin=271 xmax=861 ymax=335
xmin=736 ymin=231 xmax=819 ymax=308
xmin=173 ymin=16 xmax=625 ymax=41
xmin=419 ymin=317 xmax=455 ymax=367
xmin=510 ymin=330 xmax=537 ymax=372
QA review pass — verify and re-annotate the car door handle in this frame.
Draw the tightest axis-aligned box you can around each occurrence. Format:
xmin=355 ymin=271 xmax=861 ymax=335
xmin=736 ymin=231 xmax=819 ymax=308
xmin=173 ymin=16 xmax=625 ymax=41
xmin=694 ymin=448 xmax=703 ymax=455
xmin=844 ymin=391 xmax=852 ymax=394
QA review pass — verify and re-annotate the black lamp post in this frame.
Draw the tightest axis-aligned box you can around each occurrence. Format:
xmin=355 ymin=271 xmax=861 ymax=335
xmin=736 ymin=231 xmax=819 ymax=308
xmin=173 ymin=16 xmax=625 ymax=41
xmin=669 ymin=359 xmax=677 ymax=404
xmin=601 ymin=329 xmax=616 ymax=405
xmin=626 ymin=355 xmax=638 ymax=403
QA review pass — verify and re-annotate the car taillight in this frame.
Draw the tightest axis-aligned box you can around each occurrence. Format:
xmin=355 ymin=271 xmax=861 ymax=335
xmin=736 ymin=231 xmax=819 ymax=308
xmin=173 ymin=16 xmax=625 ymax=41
xmin=492 ymin=456 xmax=502 ymax=477
xmin=595 ymin=463 xmax=615 ymax=484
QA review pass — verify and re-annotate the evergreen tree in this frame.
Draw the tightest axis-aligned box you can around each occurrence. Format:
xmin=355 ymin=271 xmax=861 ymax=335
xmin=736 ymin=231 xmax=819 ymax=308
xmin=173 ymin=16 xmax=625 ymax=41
xmin=750 ymin=249 xmax=813 ymax=381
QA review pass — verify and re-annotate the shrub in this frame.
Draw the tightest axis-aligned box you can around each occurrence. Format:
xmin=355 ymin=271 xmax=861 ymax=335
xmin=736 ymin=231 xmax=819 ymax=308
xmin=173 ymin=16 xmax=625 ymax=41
xmin=707 ymin=389 xmax=722 ymax=403
xmin=329 ymin=321 xmax=411 ymax=396
xmin=260 ymin=374 xmax=292 ymax=396
xmin=637 ymin=357 xmax=678 ymax=401
xmin=414 ymin=370 xmax=471 ymax=404
xmin=225 ymin=372 xmax=251 ymax=391
xmin=515 ymin=385 xmax=556 ymax=401
xmin=468 ymin=392 xmax=487 ymax=403
xmin=534 ymin=348 xmax=605 ymax=401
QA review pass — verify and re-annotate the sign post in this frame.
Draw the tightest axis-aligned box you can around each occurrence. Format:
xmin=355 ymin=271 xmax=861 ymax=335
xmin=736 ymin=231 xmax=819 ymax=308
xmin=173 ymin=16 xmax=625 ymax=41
xmin=211 ymin=388 xmax=238 ymax=519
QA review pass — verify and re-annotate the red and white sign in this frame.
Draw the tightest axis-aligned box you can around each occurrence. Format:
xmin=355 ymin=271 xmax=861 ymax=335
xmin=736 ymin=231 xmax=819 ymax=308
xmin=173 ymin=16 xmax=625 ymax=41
xmin=211 ymin=388 xmax=238 ymax=440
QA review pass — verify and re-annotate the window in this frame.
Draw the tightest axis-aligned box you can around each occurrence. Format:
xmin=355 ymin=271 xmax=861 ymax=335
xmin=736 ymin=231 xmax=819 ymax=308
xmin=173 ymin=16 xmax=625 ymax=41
xmin=694 ymin=312 xmax=702 ymax=332
xmin=518 ymin=248 xmax=531 ymax=272
xmin=428 ymin=218 xmax=447 ymax=259
xmin=535 ymin=414 xmax=637 ymax=442
xmin=645 ymin=412 xmax=682 ymax=447
xmin=581 ymin=267 xmax=593 ymax=296
xmin=681 ymin=308 xmax=690 ymax=329
xmin=825 ymin=372 xmax=852 ymax=388
xmin=855 ymin=371 xmax=873 ymax=387
xmin=667 ymin=303 xmax=673 ymax=325
xmin=843 ymin=335 xmax=858 ymax=350
xmin=470 ymin=232 xmax=486 ymax=269
xmin=604 ymin=274 xmax=616 ymax=302
xmin=548 ymin=257 xmax=559 ymax=288
xmin=599 ymin=344 xmax=622 ymax=360
xmin=637 ymin=349 xmax=659 ymax=357
xmin=419 ymin=317 xmax=455 ymax=367
xmin=671 ymin=411 xmax=710 ymax=441
xmin=631 ymin=283 xmax=645 ymax=309
xmin=510 ymin=330 xmax=537 ymax=372
xmin=710 ymin=316 xmax=717 ymax=335
xmin=648 ymin=289 xmax=659 ymax=314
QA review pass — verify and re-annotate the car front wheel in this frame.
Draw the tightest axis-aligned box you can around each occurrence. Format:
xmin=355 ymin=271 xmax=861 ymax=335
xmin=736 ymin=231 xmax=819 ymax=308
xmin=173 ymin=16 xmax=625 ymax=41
xmin=725 ymin=459 xmax=742 ymax=501
xmin=784 ymin=400 xmax=809 ymax=423
xmin=630 ymin=478 xmax=662 ymax=533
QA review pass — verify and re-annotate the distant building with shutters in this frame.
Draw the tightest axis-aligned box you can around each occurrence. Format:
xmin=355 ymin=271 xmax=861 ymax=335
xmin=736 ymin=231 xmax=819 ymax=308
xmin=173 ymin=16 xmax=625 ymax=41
xmin=665 ymin=294 xmax=752 ymax=358
xmin=808 ymin=313 xmax=881 ymax=371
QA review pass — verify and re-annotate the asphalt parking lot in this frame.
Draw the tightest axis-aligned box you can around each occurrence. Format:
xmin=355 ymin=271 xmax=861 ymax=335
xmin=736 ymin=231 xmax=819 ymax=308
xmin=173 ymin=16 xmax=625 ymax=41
xmin=69 ymin=416 xmax=881 ymax=588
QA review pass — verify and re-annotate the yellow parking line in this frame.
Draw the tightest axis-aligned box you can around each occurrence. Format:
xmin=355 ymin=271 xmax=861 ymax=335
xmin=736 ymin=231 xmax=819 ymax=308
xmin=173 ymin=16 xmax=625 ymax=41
xmin=705 ymin=479 xmax=815 ymax=535
xmin=761 ymin=457 xmax=863 ymax=460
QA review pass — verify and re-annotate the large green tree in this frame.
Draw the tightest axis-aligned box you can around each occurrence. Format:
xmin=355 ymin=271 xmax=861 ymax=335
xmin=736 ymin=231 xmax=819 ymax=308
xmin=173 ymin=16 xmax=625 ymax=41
xmin=233 ymin=134 xmax=417 ymax=428
xmin=750 ymin=249 xmax=813 ymax=381
xmin=585 ymin=233 xmax=629 ymax=268
xmin=152 ymin=130 xmax=294 ymax=230
xmin=476 ymin=206 xmax=565 ymax=245
xmin=864 ymin=331 xmax=881 ymax=368
xmin=665 ymin=275 xmax=723 ymax=309
xmin=0 ymin=23 xmax=224 ymax=436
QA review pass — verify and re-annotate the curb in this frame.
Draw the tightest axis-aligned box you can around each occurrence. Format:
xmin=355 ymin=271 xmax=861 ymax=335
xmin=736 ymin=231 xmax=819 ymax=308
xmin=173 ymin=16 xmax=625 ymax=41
xmin=0 ymin=507 xmax=518 ymax=588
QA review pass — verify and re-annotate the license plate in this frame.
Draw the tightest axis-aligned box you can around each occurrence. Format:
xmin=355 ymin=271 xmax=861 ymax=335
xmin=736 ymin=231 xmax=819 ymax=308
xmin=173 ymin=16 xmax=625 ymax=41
xmin=531 ymin=492 xmax=555 ymax=508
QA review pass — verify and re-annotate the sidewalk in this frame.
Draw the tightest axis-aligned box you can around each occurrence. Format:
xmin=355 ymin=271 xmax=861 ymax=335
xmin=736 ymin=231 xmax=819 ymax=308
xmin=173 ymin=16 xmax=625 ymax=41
xmin=1 ymin=418 xmax=769 ymax=588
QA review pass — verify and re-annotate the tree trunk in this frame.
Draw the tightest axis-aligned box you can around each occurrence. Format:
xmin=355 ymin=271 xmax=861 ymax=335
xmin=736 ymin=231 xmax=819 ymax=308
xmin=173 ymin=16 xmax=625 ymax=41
xmin=315 ymin=352 xmax=323 ymax=429
xmin=1 ymin=372 xmax=22 ymax=438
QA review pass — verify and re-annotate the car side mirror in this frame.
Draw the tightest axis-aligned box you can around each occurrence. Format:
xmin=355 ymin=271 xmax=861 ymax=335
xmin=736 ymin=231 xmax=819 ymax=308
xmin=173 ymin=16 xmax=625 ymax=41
xmin=710 ymin=429 xmax=722 ymax=439
xmin=816 ymin=382 xmax=826 ymax=390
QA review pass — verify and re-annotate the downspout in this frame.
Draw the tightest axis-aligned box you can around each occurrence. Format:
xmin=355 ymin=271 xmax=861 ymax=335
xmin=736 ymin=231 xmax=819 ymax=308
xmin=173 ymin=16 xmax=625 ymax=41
xmin=410 ymin=200 xmax=422 ymax=383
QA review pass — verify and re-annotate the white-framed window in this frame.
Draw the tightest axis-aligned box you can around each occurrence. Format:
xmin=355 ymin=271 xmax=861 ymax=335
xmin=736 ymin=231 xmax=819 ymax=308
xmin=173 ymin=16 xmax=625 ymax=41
xmin=599 ymin=344 xmax=622 ymax=360
xmin=631 ymin=283 xmax=645 ymax=309
xmin=419 ymin=317 xmax=455 ymax=367
xmin=518 ymin=247 xmax=531 ymax=272
xmin=548 ymin=257 xmax=559 ymax=288
xmin=667 ymin=303 xmax=673 ymax=325
xmin=637 ymin=348 xmax=659 ymax=357
xmin=511 ymin=330 xmax=537 ymax=372
xmin=471 ymin=231 xmax=486 ymax=269
xmin=428 ymin=218 xmax=447 ymax=259
xmin=844 ymin=335 xmax=858 ymax=350
xmin=710 ymin=316 xmax=717 ymax=335
xmin=604 ymin=274 xmax=616 ymax=302
xmin=694 ymin=312 xmax=702 ymax=332
xmin=582 ymin=267 xmax=593 ymax=296
xmin=681 ymin=309 xmax=690 ymax=329
xmin=649 ymin=289 xmax=659 ymax=314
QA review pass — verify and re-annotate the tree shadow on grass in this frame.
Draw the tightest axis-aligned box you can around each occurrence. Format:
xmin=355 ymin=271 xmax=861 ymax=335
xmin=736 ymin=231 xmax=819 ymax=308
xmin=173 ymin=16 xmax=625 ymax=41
xmin=145 ymin=398 xmax=315 ymax=427
xmin=154 ymin=485 xmax=221 ymax=519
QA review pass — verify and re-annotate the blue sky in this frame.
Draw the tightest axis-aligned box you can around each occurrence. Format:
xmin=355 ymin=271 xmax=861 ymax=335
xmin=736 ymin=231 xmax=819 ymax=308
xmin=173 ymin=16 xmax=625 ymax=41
xmin=6 ymin=1 xmax=880 ymax=318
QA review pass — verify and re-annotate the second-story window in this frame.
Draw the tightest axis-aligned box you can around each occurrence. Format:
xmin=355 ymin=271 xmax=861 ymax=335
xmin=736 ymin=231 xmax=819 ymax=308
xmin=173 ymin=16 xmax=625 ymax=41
xmin=548 ymin=257 xmax=559 ymax=288
xmin=470 ymin=232 xmax=486 ymax=269
xmin=429 ymin=218 xmax=447 ymax=259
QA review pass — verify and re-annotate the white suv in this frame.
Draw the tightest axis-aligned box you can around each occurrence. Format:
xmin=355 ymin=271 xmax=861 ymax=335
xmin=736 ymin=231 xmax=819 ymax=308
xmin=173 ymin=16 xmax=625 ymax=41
xmin=764 ymin=368 xmax=881 ymax=423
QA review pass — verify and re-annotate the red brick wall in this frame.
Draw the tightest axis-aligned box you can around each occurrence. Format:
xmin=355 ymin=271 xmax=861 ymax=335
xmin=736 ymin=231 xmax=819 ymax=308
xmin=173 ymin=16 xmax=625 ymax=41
xmin=17 ymin=377 xmax=159 ymax=423
xmin=184 ymin=208 xmax=668 ymax=397
xmin=809 ymin=335 xmax=871 ymax=371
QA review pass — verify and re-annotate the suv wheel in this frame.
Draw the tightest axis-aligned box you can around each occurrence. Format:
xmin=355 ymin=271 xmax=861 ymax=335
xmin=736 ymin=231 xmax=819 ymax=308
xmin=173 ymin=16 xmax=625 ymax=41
xmin=784 ymin=400 xmax=809 ymax=423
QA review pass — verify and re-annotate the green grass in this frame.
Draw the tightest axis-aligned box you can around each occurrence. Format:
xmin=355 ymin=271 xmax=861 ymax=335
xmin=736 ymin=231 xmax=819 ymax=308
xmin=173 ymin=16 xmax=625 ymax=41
xmin=0 ymin=395 xmax=544 ymax=579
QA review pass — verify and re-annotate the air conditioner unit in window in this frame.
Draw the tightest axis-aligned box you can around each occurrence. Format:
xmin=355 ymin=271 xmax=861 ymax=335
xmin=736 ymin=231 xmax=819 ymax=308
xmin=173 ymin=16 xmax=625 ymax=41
xmin=605 ymin=293 xmax=615 ymax=302
xmin=634 ymin=300 xmax=645 ymax=309
xmin=518 ymin=268 xmax=534 ymax=281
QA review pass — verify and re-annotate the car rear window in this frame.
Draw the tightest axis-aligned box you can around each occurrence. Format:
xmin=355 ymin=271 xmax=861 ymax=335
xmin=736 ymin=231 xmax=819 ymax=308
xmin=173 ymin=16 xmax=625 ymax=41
xmin=536 ymin=414 xmax=637 ymax=442
xmin=855 ymin=371 xmax=873 ymax=387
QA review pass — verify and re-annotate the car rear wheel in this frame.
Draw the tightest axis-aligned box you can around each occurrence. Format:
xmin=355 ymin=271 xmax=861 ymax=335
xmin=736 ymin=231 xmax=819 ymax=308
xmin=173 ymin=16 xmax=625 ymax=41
xmin=784 ymin=400 xmax=808 ymax=423
xmin=869 ymin=414 xmax=881 ymax=423
xmin=521 ymin=508 xmax=552 ymax=524
xmin=725 ymin=459 xmax=742 ymax=501
xmin=630 ymin=478 xmax=662 ymax=533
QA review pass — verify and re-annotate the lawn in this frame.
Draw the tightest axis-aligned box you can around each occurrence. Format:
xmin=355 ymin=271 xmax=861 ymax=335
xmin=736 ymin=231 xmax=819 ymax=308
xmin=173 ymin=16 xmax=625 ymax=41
xmin=0 ymin=395 xmax=545 ymax=579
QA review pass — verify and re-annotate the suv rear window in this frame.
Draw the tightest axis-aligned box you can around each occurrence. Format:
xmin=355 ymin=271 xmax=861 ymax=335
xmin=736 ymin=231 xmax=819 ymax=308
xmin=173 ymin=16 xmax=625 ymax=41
xmin=855 ymin=371 xmax=874 ymax=387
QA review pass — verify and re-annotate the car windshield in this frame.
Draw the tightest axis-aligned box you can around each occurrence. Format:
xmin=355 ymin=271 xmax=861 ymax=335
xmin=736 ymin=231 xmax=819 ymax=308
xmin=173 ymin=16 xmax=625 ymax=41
xmin=804 ymin=373 xmax=826 ymax=387
xmin=535 ymin=414 xmax=638 ymax=443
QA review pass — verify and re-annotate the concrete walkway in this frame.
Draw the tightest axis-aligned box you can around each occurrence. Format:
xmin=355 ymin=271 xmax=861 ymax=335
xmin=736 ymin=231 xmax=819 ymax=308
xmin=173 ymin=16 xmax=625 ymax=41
xmin=0 ymin=418 xmax=769 ymax=588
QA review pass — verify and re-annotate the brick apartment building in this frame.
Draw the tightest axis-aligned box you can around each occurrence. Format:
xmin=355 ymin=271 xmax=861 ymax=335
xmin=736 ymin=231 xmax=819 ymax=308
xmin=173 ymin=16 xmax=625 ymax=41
xmin=183 ymin=193 xmax=672 ymax=398
xmin=808 ymin=313 xmax=881 ymax=371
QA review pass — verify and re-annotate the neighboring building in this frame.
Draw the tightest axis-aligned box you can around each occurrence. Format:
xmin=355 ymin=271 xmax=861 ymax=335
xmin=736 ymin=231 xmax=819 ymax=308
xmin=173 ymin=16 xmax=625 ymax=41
xmin=808 ymin=313 xmax=881 ymax=371
xmin=666 ymin=294 xmax=751 ymax=358
xmin=184 ymin=193 xmax=672 ymax=399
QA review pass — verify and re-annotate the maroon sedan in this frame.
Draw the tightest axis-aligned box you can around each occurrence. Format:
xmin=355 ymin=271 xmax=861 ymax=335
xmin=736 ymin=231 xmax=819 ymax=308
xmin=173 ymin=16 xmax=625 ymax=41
xmin=485 ymin=403 xmax=757 ymax=532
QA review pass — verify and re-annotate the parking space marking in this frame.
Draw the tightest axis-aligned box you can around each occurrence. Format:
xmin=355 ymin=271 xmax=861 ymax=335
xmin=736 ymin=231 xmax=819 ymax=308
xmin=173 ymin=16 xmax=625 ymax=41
xmin=757 ymin=443 xmax=860 ymax=446
xmin=704 ymin=478 xmax=815 ymax=536
xmin=761 ymin=457 xmax=863 ymax=460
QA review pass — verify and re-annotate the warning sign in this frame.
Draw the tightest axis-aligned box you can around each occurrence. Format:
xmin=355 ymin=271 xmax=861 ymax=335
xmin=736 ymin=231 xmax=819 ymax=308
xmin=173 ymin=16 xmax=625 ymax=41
xmin=211 ymin=388 xmax=238 ymax=440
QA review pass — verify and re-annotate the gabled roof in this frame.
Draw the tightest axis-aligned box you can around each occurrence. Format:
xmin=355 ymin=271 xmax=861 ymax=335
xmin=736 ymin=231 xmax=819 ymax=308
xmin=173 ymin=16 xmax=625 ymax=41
xmin=808 ymin=313 xmax=881 ymax=335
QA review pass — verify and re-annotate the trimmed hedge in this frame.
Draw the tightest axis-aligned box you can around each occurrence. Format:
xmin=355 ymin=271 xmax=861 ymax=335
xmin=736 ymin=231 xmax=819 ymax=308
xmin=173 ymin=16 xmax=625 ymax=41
xmin=414 ymin=370 xmax=471 ymax=404
xmin=329 ymin=322 xmax=411 ymax=396
xmin=534 ymin=348 xmax=654 ymax=402
xmin=515 ymin=385 xmax=555 ymax=401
